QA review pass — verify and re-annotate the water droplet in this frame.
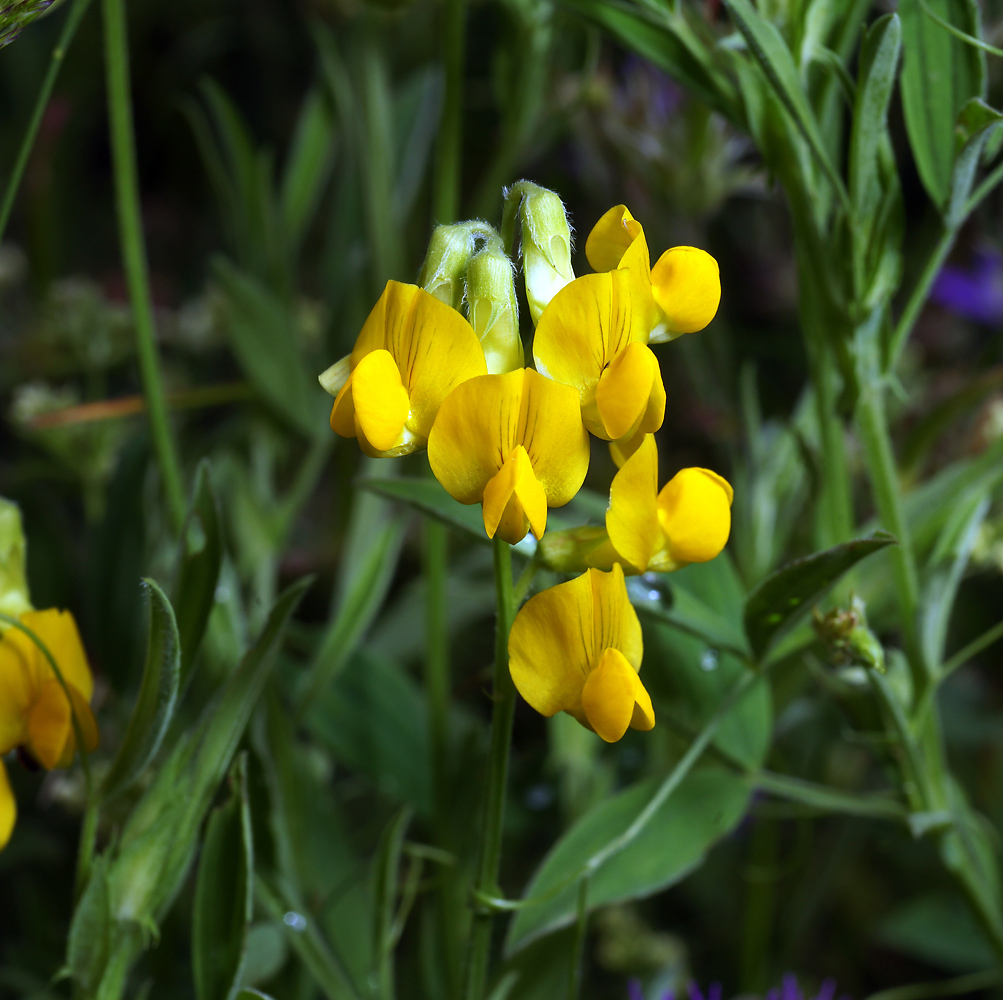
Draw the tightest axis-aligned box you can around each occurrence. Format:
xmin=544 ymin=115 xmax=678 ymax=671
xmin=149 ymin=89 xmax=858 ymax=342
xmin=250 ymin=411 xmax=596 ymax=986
xmin=283 ymin=912 xmax=307 ymax=932
xmin=700 ymin=649 xmax=719 ymax=672
xmin=647 ymin=589 xmax=660 ymax=602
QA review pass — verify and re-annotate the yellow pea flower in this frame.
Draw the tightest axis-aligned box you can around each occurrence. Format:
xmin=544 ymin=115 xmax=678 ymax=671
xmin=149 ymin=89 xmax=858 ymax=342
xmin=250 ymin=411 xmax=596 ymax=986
xmin=0 ymin=608 xmax=99 ymax=850
xmin=606 ymin=434 xmax=733 ymax=573
xmin=508 ymin=564 xmax=654 ymax=743
xmin=319 ymin=280 xmax=487 ymax=457
xmin=427 ymin=368 xmax=590 ymax=545
xmin=533 ymin=269 xmax=665 ymax=444
xmin=585 ymin=204 xmax=721 ymax=343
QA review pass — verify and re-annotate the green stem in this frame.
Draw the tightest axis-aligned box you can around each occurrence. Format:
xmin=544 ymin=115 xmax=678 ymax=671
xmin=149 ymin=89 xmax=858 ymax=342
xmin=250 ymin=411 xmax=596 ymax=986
xmin=463 ymin=538 xmax=517 ymax=1000
xmin=940 ymin=619 xmax=1003 ymax=680
xmin=856 ymin=386 xmax=924 ymax=686
xmin=424 ymin=515 xmax=451 ymax=835
xmin=887 ymin=226 xmax=956 ymax=374
xmin=76 ymin=797 xmax=99 ymax=899
xmin=102 ymin=0 xmax=186 ymax=532
xmin=0 ymin=0 xmax=94 ymax=244
xmin=432 ymin=0 xmax=467 ymax=223
xmin=566 ymin=877 xmax=589 ymax=1000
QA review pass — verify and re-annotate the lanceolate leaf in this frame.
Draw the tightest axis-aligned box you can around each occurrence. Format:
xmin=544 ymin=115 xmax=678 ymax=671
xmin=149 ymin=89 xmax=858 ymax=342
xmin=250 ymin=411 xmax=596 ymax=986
xmin=946 ymin=98 xmax=1003 ymax=228
xmin=507 ymin=768 xmax=749 ymax=952
xmin=743 ymin=532 xmax=897 ymax=659
xmin=900 ymin=0 xmax=985 ymax=209
xmin=101 ymin=580 xmax=181 ymax=801
xmin=175 ymin=460 xmax=223 ymax=691
xmin=193 ymin=755 xmax=254 ymax=1000
xmin=359 ymin=477 xmax=485 ymax=541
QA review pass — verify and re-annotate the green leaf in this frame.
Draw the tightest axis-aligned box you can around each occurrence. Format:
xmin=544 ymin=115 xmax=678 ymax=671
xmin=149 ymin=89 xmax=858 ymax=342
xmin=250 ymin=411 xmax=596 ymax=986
xmin=295 ymin=487 xmax=405 ymax=712
xmin=193 ymin=755 xmax=254 ymax=1000
xmin=371 ymin=808 xmax=412 ymax=999
xmin=558 ymin=0 xmax=741 ymax=125
xmin=174 ymin=460 xmax=223 ymax=691
xmin=109 ymin=578 xmax=310 ymax=931
xmin=281 ymin=88 xmax=337 ymax=254
xmin=101 ymin=579 xmax=181 ymax=801
xmin=213 ymin=256 xmax=320 ymax=436
xmin=66 ymin=856 xmax=111 ymax=994
xmin=358 ymin=477 xmax=487 ymax=541
xmin=946 ymin=98 xmax=1003 ymax=228
xmin=507 ymin=767 xmax=749 ymax=952
xmin=305 ymin=650 xmax=433 ymax=817
xmin=900 ymin=0 xmax=985 ymax=209
xmin=724 ymin=0 xmax=847 ymax=205
xmin=743 ymin=531 xmax=897 ymax=659
xmin=849 ymin=15 xmax=902 ymax=230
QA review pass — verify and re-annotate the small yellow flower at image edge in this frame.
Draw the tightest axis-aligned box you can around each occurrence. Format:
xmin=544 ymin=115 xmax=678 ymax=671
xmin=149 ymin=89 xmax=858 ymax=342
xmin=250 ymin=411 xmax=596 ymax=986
xmin=508 ymin=563 xmax=654 ymax=743
xmin=0 ymin=608 xmax=98 ymax=850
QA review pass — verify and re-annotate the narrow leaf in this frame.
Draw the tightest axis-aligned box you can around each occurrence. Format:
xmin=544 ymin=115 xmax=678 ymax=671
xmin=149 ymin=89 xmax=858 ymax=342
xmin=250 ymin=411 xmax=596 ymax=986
xmin=358 ymin=477 xmax=487 ymax=541
xmin=900 ymin=0 xmax=985 ymax=208
xmin=507 ymin=768 xmax=749 ymax=952
xmin=213 ymin=256 xmax=320 ymax=436
xmin=174 ymin=460 xmax=223 ymax=690
xmin=101 ymin=580 xmax=181 ymax=801
xmin=67 ymin=857 xmax=111 ymax=994
xmin=193 ymin=755 xmax=254 ymax=1000
xmin=743 ymin=531 xmax=897 ymax=659
xmin=946 ymin=98 xmax=1003 ymax=228
xmin=281 ymin=88 xmax=337 ymax=253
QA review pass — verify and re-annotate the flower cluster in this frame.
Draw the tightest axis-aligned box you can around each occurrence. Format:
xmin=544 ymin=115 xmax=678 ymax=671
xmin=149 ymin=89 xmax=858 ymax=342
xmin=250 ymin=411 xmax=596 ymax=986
xmin=0 ymin=498 xmax=98 ymax=851
xmin=319 ymin=182 xmax=732 ymax=742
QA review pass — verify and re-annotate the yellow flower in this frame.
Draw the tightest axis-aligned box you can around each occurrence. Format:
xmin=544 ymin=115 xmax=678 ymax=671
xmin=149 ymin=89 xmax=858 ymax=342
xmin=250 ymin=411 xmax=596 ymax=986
xmin=0 ymin=608 xmax=99 ymax=850
xmin=606 ymin=434 xmax=733 ymax=574
xmin=532 ymin=270 xmax=665 ymax=444
xmin=508 ymin=564 xmax=654 ymax=742
xmin=427 ymin=368 xmax=590 ymax=544
xmin=585 ymin=205 xmax=721 ymax=343
xmin=319 ymin=281 xmax=487 ymax=457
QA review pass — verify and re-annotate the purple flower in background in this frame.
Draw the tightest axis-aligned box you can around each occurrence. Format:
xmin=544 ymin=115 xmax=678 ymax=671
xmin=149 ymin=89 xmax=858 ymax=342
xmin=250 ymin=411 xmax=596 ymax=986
xmin=930 ymin=246 xmax=1003 ymax=326
xmin=627 ymin=973 xmax=848 ymax=1000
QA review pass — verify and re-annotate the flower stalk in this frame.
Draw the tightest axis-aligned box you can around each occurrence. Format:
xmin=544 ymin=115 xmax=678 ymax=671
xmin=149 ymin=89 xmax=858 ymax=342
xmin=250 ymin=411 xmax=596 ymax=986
xmin=103 ymin=0 xmax=185 ymax=531
xmin=463 ymin=537 xmax=517 ymax=1000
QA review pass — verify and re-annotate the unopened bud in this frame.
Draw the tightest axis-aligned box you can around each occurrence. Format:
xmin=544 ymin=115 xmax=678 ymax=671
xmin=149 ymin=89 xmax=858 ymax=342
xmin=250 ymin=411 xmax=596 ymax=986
xmin=0 ymin=497 xmax=32 ymax=622
xmin=419 ymin=224 xmax=476 ymax=310
xmin=506 ymin=181 xmax=574 ymax=325
xmin=466 ymin=234 xmax=523 ymax=374
xmin=813 ymin=597 xmax=885 ymax=673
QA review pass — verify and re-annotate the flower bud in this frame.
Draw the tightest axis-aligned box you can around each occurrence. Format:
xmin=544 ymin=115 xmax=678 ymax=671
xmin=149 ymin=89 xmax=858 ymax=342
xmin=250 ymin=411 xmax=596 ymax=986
xmin=418 ymin=224 xmax=476 ymax=310
xmin=0 ymin=497 xmax=32 ymax=623
xmin=507 ymin=181 xmax=574 ymax=325
xmin=465 ymin=234 xmax=523 ymax=374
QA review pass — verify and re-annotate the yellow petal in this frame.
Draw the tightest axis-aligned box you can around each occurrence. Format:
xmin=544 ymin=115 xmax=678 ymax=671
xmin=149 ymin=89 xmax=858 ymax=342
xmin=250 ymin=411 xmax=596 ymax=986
xmin=330 ymin=377 xmax=355 ymax=438
xmin=344 ymin=281 xmax=487 ymax=449
xmin=606 ymin=435 xmax=661 ymax=573
xmin=581 ymin=647 xmax=639 ymax=742
xmin=585 ymin=205 xmax=645 ymax=273
xmin=657 ymin=467 xmax=733 ymax=564
xmin=589 ymin=563 xmax=643 ymax=672
xmin=27 ymin=678 xmax=71 ymax=769
xmin=533 ymin=271 xmax=646 ymax=405
xmin=0 ymin=633 xmax=35 ymax=754
xmin=350 ymin=349 xmax=410 ymax=454
xmin=428 ymin=369 xmax=590 ymax=509
xmin=630 ymin=673 xmax=655 ymax=732
xmin=20 ymin=609 xmax=93 ymax=702
xmin=509 ymin=569 xmax=596 ymax=717
xmin=594 ymin=342 xmax=664 ymax=442
xmin=609 ymin=429 xmax=647 ymax=469
xmin=482 ymin=446 xmax=547 ymax=544
xmin=0 ymin=759 xmax=15 ymax=851
xmin=649 ymin=247 xmax=721 ymax=339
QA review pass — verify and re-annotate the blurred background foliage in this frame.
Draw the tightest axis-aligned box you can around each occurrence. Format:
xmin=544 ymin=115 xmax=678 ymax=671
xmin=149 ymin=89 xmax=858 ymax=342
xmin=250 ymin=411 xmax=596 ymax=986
xmin=3 ymin=0 xmax=1003 ymax=998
